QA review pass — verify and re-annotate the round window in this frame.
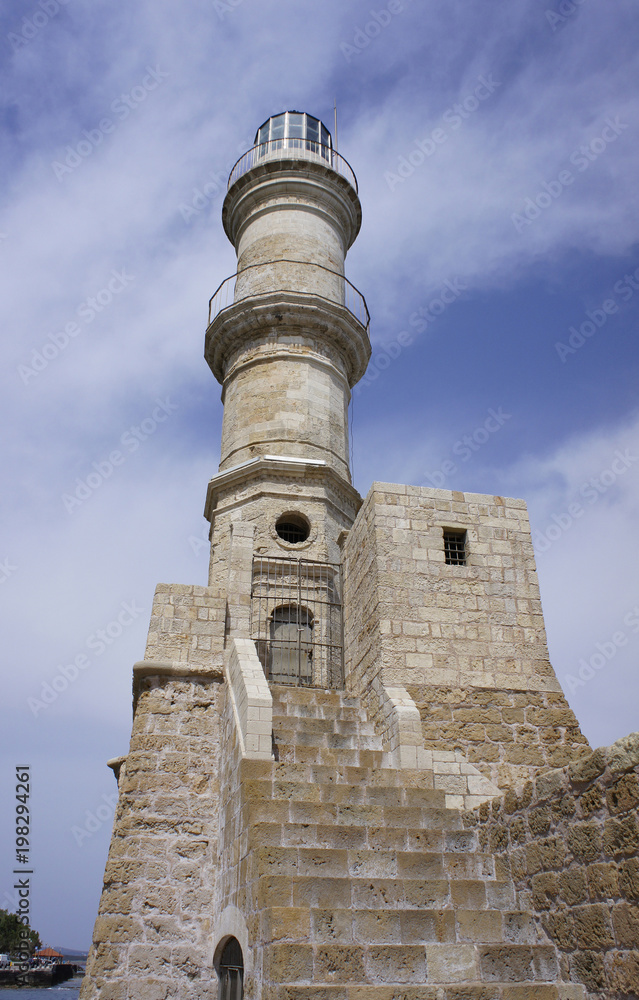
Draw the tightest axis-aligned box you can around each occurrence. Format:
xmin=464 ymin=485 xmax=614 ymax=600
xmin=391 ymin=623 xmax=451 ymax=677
xmin=275 ymin=513 xmax=310 ymax=544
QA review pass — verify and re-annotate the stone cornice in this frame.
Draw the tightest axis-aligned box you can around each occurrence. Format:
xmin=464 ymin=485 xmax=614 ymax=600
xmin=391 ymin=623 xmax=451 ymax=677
xmin=223 ymin=159 xmax=362 ymax=251
xmin=205 ymin=291 xmax=371 ymax=387
xmin=204 ymin=455 xmax=362 ymax=522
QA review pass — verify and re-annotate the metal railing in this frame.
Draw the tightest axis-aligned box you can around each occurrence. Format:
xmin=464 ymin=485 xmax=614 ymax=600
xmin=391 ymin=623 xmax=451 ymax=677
xmin=228 ymin=139 xmax=358 ymax=193
xmin=207 ymin=259 xmax=370 ymax=330
xmin=251 ymin=555 xmax=344 ymax=690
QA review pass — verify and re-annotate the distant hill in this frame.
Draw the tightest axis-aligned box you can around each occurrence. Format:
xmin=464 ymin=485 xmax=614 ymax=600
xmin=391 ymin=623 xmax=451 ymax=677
xmin=53 ymin=946 xmax=89 ymax=960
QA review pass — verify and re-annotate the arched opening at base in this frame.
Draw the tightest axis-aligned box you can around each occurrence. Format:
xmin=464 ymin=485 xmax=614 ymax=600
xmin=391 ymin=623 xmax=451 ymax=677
xmin=217 ymin=937 xmax=243 ymax=1000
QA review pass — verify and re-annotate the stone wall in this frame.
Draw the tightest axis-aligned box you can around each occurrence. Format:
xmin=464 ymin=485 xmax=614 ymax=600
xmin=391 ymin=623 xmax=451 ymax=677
xmin=411 ymin=685 xmax=590 ymax=791
xmin=144 ymin=583 xmax=226 ymax=673
xmin=80 ymin=673 xmax=224 ymax=1000
xmin=342 ymin=482 xmax=590 ymax=788
xmin=463 ymin=733 xmax=639 ymax=998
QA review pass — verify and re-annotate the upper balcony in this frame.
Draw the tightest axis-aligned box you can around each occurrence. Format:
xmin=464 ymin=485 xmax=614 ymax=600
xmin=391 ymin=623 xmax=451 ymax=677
xmin=227 ymin=110 xmax=358 ymax=194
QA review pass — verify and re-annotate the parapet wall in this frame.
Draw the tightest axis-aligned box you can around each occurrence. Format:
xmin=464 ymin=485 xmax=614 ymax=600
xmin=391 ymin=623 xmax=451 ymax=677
xmin=463 ymin=733 xmax=639 ymax=998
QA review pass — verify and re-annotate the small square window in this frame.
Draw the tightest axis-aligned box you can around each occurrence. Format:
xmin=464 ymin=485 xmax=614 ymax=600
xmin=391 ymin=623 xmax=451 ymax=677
xmin=444 ymin=529 xmax=467 ymax=566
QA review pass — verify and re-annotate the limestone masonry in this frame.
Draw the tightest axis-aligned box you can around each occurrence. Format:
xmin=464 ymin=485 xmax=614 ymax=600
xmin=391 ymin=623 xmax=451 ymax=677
xmin=81 ymin=111 xmax=638 ymax=1000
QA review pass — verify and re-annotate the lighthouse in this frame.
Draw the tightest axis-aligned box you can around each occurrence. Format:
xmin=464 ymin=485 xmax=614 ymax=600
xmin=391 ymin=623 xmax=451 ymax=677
xmin=80 ymin=112 xmax=600 ymax=1000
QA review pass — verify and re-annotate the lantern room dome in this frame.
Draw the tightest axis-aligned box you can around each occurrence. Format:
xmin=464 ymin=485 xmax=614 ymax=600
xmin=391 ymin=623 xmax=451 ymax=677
xmin=254 ymin=110 xmax=332 ymax=149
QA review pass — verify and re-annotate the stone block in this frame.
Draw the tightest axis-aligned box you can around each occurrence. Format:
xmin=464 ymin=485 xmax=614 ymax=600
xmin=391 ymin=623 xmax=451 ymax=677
xmin=586 ymin=862 xmax=619 ymax=901
xmin=607 ymin=773 xmax=639 ymax=815
xmin=450 ymin=880 xmax=486 ymax=909
xmin=314 ymin=945 xmax=366 ymax=983
xmin=611 ymin=902 xmax=639 ymax=947
xmin=606 ymin=949 xmax=639 ymax=996
xmin=572 ymin=903 xmax=614 ymax=949
xmin=570 ymin=950 xmax=606 ymax=991
xmin=366 ymin=945 xmax=427 ymax=983
xmin=566 ymin=822 xmax=602 ymax=863
xmin=479 ymin=945 xmax=534 ymax=982
xmin=352 ymin=910 xmax=401 ymax=944
xmin=425 ymin=944 xmax=478 ymax=983
xmin=603 ymin=815 xmax=639 ymax=857
xmin=403 ymin=880 xmax=450 ymax=908
xmin=543 ymin=911 xmax=574 ymax=952
xmin=456 ymin=910 xmax=502 ymax=942
xmin=400 ymin=910 xmax=456 ymax=944
xmin=264 ymin=943 xmax=314 ymax=983
xmin=311 ymin=908 xmax=353 ymax=944
xmin=263 ymin=907 xmax=311 ymax=942
xmin=619 ymin=857 xmax=639 ymax=899
xmin=124 ymin=978 xmax=169 ymax=1000
xmin=502 ymin=912 xmax=539 ymax=945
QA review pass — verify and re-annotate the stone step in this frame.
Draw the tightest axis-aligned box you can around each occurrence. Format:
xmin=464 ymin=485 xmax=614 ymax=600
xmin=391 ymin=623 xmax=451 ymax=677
xmin=249 ymin=846 xmax=507 ymax=886
xmin=272 ymin=744 xmax=388 ymax=767
xmin=239 ymin=758 xmax=437 ymax=789
xmin=242 ymin=778 xmax=445 ymax=810
xmin=271 ymin=700 xmax=368 ymax=722
xmin=273 ymin=730 xmax=383 ymax=751
xmin=253 ymin=875 xmax=516 ymax=911
xmin=270 ymin=685 xmax=362 ymax=708
xmin=259 ymin=940 xmax=561 ymax=985
xmin=260 ymin=906 xmax=544 ymax=945
xmin=260 ymin=983 xmax=586 ymax=1000
xmin=249 ymin=822 xmax=472 ymax=853
xmin=272 ymin=715 xmax=379 ymax=738
xmin=244 ymin=798 xmax=464 ymax=832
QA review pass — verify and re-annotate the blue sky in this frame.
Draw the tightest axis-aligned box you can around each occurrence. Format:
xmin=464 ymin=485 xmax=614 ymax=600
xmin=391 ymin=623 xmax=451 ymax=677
xmin=1 ymin=0 xmax=638 ymax=951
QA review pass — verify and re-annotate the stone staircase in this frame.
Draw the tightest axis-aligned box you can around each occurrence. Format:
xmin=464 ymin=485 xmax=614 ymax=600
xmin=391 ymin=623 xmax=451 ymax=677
xmin=238 ymin=686 xmax=585 ymax=999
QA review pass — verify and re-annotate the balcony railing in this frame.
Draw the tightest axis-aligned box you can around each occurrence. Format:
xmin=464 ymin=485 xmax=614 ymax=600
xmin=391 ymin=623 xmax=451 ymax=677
xmin=207 ymin=259 xmax=370 ymax=331
xmin=228 ymin=139 xmax=358 ymax=193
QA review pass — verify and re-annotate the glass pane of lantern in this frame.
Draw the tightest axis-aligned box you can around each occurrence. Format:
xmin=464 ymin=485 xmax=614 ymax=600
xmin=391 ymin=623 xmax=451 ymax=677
xmin=288 ymin=112 xmax=304 ymax=138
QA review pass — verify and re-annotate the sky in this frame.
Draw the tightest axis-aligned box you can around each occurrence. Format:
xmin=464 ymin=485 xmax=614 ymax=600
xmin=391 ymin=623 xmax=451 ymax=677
xmin=0 ymin=0 xmax=638 ymax=952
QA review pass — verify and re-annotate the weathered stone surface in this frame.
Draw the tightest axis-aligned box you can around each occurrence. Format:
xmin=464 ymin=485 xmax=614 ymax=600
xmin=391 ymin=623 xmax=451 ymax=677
xmin=466 ymin=735 xmax=639 ymax=1000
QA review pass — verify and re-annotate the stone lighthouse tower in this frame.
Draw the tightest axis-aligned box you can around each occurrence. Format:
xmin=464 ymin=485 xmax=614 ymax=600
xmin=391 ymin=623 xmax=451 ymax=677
xmin=203 ymin=111 xmax=369 ymax=689
xmin=81 ymin=113 xmax=639 ymax=1000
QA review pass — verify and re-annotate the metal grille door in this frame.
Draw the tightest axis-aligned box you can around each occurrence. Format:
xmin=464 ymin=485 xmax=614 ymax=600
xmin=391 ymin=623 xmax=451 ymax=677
xmin=251 ymin=556 xmax=344 ymax=689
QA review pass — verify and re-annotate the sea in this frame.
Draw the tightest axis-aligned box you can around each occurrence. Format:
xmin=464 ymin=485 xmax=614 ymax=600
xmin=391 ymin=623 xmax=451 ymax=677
xmin=0 ymin=975 xmax=83 ymax=998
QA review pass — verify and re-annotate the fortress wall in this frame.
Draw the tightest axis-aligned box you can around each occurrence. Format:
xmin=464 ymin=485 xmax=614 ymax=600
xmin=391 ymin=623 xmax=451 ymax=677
xmin=463 ymin=733 xmax=639 ymax=998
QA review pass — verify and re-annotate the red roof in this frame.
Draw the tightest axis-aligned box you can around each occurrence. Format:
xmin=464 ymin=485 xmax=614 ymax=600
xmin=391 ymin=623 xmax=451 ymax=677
xmin=35 ymin=947 xmax=63 ymax=957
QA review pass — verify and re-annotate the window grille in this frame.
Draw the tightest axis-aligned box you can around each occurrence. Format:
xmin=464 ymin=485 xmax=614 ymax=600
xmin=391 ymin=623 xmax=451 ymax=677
xmin=251 ymin=556 xmax=344 ymax=689
xmin=444 ymin=529 xmax=467 ymax=566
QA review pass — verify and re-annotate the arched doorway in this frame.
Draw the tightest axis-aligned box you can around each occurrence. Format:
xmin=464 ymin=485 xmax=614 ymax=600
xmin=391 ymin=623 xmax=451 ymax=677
xmin=217 ymin=937 xmax=243 ymax=1000
xmin=269 ymin=605 xmax=313 ymax=685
